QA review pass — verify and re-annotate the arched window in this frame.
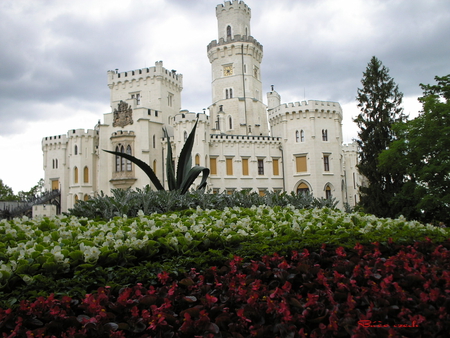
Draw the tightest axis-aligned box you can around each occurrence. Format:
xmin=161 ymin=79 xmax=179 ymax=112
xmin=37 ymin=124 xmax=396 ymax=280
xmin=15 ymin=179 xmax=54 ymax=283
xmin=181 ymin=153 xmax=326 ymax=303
xmin=74 ymin=195 xmax=79 ymax=203
xmin=74 ymin=145 xmax=78 ymax=155
xmin=295 ymin=130 xmax=300 ymax=142
xmin=83 ymin=166 xmax=89 ymax=183
xmin=229 ymin=116 xmax=233 ymax=130
xmin=52 ymin=159 xmax=55 ymax=169
xmin=120 ymin=145 xmax=125 ymax=171
xmin=227 ymin=25 xmax=232 ymax=39
xmin=153 ymin=159 xmax=157 ymax=174
xmin=297 ymin=182 xmax=310 ymax=195
xmin=115 ymin=146 xmax=121 ymax=172
xmin=195 ymin=154 xmax=200 ymax=166
xmin=126 ymin=145 xmax=132 ymax=171
xmin=300 ymin=130 xmax=305 ymax=142
xmin=152 ymin=134 xmax=156 ymax=148
xmin=55 ymin=159 xmax=58 ymax=168
xmin=229 ymin=88 xmax=233 ymax=98
xmin=325 ymin=185 xmax=332 ymax=199
xmin=84 ymin=194 xmax=89 ymax=201
xmin=74 ymin=167 xmax=78 ymax=184
xmin=322 ymin=129 xmax=328 ymax=141
xmin=184 ymin=131 xmax=188 ymax=142
xmin=225 ymin=89 xmax=229 ymax=99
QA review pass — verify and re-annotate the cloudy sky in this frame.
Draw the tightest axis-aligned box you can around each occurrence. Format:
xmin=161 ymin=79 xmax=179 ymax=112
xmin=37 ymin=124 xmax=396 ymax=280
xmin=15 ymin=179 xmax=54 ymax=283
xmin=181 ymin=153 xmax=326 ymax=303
xmin=1 ymin=0 xmax=449 ymax=194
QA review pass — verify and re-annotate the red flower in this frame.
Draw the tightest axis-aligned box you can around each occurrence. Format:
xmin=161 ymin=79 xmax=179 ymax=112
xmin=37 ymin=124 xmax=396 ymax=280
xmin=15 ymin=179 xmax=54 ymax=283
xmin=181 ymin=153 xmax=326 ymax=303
xmin=336 ymin=246 xmax=347 ymax=257
xmin=157 ymin=271 xmax=170 ymax=285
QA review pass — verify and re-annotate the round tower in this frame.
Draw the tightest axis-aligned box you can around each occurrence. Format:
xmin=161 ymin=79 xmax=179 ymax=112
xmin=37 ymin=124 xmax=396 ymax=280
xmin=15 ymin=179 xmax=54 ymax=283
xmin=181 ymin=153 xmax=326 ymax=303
xmin=207 ymin=1 xmax=269 ymax=136
xmin=216 ymin=0 xmax=251 ymax=41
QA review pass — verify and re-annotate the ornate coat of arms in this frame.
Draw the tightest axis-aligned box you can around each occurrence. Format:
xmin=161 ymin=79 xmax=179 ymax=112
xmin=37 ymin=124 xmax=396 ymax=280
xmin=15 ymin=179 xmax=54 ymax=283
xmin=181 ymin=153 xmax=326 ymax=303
xmin=113 ymin=101 xmax=133 ymax=128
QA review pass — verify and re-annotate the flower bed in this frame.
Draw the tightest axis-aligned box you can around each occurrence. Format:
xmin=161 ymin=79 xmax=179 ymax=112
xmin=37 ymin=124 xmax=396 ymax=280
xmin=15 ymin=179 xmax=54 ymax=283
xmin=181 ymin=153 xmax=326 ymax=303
xmin=1 ymin=241 xmax=450 ymax=337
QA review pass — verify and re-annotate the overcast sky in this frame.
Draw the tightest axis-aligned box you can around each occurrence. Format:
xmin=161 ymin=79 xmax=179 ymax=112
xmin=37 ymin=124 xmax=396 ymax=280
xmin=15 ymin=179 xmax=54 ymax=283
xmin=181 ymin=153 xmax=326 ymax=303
xmin=1 ymin=0 xmax=449 ymax=194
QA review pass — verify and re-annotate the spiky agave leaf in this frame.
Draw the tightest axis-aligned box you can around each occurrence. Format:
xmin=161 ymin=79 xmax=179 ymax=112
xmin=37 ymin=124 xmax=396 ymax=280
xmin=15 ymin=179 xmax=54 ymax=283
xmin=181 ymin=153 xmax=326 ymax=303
xmin=162 ymin=127 xmax=177 ymax=191
xmin=102 ymin=150 xmax=164 ymax=191
xmin=176 ymin=118 xmax=198 ymax=188
xmin=179 ymin=166 xmax=210 ymax=195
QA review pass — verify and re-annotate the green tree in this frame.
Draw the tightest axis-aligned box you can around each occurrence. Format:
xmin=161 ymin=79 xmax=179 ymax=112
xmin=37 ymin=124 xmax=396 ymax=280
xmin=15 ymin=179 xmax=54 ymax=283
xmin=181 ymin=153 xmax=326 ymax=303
xmin=0 ymin=179 xmax=19 ymax=201
xmin=354 ymin=56 xmax=406 ymax=217
xmin=379 ymin=75 xmax=450 ymax=225
xmin=17 ymin=178 xmax=44 ymax=201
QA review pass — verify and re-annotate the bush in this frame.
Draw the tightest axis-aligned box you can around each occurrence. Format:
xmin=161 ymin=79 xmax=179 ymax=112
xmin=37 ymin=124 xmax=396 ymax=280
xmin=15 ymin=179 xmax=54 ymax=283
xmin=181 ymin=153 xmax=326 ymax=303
xmin=67 ymin=188 xmax=338 ymax=220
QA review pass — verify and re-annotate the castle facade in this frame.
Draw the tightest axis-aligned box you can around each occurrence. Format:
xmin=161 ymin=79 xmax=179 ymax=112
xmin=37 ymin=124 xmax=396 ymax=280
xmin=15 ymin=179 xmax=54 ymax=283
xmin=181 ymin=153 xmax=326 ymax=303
xmin=42 ymin=1 xmax=360 ymax=213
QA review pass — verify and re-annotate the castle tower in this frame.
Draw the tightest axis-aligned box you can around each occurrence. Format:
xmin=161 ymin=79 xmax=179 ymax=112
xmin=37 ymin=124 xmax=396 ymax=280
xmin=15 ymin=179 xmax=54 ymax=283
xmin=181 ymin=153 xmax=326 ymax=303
xmin=207 ymin=1 xmax=269 ymax=136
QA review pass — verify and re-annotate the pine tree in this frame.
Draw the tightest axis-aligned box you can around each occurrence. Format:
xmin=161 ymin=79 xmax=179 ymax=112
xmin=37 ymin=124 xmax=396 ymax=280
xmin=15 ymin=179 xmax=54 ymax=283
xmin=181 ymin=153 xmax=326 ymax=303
xmin=354 ymin=56 xmax=406 ymax=217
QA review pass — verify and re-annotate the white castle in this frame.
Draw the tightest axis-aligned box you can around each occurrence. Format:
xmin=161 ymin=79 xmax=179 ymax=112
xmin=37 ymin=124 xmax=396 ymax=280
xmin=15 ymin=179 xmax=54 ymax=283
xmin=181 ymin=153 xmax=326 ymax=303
xmin=42 ymin=0 xmax=360 ymax=213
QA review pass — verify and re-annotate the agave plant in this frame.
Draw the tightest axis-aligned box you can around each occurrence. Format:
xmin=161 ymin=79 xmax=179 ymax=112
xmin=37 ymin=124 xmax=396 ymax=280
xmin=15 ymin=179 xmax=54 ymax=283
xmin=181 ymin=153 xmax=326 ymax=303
xmin=104 ymin=118 xmax=209 ymax=195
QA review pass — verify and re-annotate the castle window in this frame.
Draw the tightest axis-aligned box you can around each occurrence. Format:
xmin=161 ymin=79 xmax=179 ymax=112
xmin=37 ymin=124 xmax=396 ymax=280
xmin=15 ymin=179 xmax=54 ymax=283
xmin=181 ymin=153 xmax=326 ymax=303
xmin=74 ymin=167 xmax=79 ymax=184
xmin=55 ymin=159 xmax=58 ymax=168
xmin=226 ymin=158 xmax=233 ymax=175
xmin=126 ymin=145 xmax=132 ymax=171
xmin=227 ymin=25 xmax=232 ymax=39
xmin=121 ymin=145 xmax=126 ymax=171
xmin=184 ymin=131 xmax=188 ymax=142
xmin=115 ymin=146 xmax=121 ymax=172
xmin=84 ymin=194 xmax=89 ymax=201
xmin=273 ymin=158 xmax=279 ymax=176
xmin=325 ymin=185 xmax=332 ymax=199
xmin=225 ymin=89 xmax=229 ymax=99
xmin=155 ymin=110 xmax=158 ymax=117
xmin=229 ymin=88 xmax=233 ymax=98
xmin=195 ymin=154 xmax=200 ymax=166
xmin=301 ymin=130 xmax=305 ymax=142
xmin=74 ymin=145 xmax=78 ymax=155
xmin=74 ymin=195 xmax=79 ymax=203
xmin=153 ymin=135 xmax=156 ymax=148
xmin=168 ymin=93 xmax=173 ymax=107
xmin=297 ymin=182 xmax=310 ymax=195
xmin=322 ymin=129 xmax=328 ymax=141
xmin=296 ymin=155 xmax=307 ymax=172
xmin=295 ymin=130 xmax=300 ymax=143
xmin=52 ymin=159 xmax=55 ymax=169
xmin=210 ymin=157 xmax=217 ymax=175
xmin=324 ymin=155 xmax=330 ymax=172
xmin=51 ymin=180 xmax=59 ymax=191
xmin=153 ymin=159 xmax=157 ymax=174
xmin=83 ymin=166 xmax=89 ymax=183
xmin=229 ymin=116 xmax=233 ymax=130
xmin=242 ymin=158 xmax=249 ymax=175
xmin=257 ymin=159 xmax=264 ymax=175
xmin=131 ymin=93 xmax=140 ymax=105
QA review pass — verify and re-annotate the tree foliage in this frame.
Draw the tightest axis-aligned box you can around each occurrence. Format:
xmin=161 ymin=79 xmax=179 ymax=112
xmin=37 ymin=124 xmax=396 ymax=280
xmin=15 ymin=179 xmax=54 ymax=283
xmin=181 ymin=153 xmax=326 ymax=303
xmin=0 ymin=179 xmax=18 ymax=201
xmin=354 ymin=56 xmax=406 ymax=217
xmin=379 ymin=75 xmax=450 ymax=225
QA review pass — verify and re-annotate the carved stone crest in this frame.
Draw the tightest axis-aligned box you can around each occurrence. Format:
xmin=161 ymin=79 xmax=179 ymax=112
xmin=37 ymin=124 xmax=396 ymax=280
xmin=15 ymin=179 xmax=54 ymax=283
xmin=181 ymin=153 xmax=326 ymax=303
xmin=113 ymin=101 xmax=133 ymax=128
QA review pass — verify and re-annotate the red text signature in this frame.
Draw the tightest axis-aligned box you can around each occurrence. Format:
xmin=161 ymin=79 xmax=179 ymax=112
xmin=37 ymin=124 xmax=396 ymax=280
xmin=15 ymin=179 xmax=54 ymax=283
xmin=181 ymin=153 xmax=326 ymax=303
xmin=358 ymin=320 xmax=419 ymax=328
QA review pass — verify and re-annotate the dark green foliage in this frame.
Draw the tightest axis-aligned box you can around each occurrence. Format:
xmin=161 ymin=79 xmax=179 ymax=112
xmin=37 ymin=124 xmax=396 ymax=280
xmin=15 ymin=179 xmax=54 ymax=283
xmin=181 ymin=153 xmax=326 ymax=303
xmin=379 ymin=75 xmax=450 ymax=225
xmin=354 ymin=56 xmax=406 ymax=218
xmin=67 ymin=189 xmax=338 ymax=219
xmin=0 ymin=179 xmax=18 ymax=201
xmin=104 ymin=118 xmax=209 ymax=194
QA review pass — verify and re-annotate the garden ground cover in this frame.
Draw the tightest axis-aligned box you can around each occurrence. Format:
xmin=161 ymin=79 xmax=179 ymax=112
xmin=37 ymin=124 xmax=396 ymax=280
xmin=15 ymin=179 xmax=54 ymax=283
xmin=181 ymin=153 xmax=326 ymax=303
xmin=1 ymin=205 xmax=449 ymax=337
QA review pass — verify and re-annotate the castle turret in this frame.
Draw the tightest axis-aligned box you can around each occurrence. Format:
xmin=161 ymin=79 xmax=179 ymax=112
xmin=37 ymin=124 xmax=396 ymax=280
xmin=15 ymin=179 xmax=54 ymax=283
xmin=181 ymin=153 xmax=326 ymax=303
xmin=207 ymin=1 xmax=269 ymax=136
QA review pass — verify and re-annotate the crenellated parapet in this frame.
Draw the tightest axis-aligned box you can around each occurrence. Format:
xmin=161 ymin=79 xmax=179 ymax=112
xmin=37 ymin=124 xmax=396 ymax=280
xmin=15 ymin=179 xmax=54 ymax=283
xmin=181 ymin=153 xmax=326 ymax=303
xmin=216 ymin=1 xmax=251 ymax=16
xmin=210 ymin=134 xmax=281 ymax=145
xmin=207 ymin=35 xmax=263 ymax=64
xmin=107 ymin=61 xmax=183 ymax=92
xmin=173 ymin=111 xmax=209 ymax=126
xmin=268 ymin=100 xmax=342 ymax=119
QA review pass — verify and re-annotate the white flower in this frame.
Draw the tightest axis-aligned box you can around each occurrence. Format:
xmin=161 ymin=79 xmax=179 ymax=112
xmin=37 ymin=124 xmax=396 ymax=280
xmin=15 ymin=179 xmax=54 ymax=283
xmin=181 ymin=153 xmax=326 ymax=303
xmin=185 ymin=232 xmax=193 ymax=242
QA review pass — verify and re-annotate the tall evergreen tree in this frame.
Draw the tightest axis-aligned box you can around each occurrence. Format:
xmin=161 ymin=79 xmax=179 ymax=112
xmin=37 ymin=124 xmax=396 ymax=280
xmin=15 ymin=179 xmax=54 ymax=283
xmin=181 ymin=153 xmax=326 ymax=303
xmin=354 ymin=56 xmax=406 ymax=217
